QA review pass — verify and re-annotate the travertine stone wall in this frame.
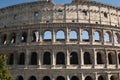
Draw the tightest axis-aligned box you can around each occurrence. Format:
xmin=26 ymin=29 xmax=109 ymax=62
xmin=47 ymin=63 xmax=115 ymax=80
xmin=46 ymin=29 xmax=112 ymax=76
xmin=0 ymin=0 xmax=120 ymax=80
xmin=0 ymin=1 xmax=120 ymax=27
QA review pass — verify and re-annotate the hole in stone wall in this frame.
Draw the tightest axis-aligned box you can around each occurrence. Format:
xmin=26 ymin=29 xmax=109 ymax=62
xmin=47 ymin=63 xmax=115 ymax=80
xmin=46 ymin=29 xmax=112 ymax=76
xmin=34 ymin=12 xmax=39 ymax=16
xmin=82 ymin=10 xmax=87 ymax=16
xmin=57 ymin=9 xmax=63 ymax=15
xmin=104 ymin=12 xmax=108 ymax=18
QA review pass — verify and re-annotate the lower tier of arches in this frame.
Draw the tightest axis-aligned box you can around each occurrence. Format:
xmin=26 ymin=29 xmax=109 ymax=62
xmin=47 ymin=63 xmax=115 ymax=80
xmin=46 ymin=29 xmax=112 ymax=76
xmin=11 ymin=69 xmax=120 ymax=80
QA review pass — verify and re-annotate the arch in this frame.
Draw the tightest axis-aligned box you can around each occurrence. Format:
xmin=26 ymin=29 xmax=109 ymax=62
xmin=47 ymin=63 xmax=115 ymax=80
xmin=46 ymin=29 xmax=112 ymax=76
xmin=110 ymin=75 xmax=116 ymax=80
xmin=105 ymin=32 xmax=111 ymax=42
xmin=8 ymin=53 xmax=14 ymax=65
xmin=21 ymin=32 xmax=27 ymax=43
xmin=71 ymin=76 xmax=79 ymax=80
xmin=56 ymin=76 xmax=65 ymax=80
xmin=118 ymin=53 xmax=120 ymax=64
xmin=56 ymin=52 xmax=65 ymax=65
xmin=1 ymin=34 xmax=7 ymax=44
xmin=43 ymin=52 xmax=51 ymax=65
xmin=30 ymin=52 xmax=37 ymax=65
xmin=44 ymin=31 xmax=52 ymax=40
xmin=82 ymin=30 xmax=89 ymax=42
xmin=10 ymin=32 xmax=16 ymax=44
xmin=32 ymin=31 xmax=39 ymax=42
xmin=98 ymin=76 xmax=105 ymax=80
xmin=16 ymin=76 xmax=24 ymax=80
xmin=94 ymin=31 xmax=100 ymax=42
xmin=43 ymin=76 xmax=51 ymax=80
xmin=97 ymin=52 xmax=103 ymax=64
xmin=114 ymin=33 xmax=119 ymax=43
xmin=29 ymin=76 xmax=37 ymax=80
xmin=70 ymin=52 xmax=78 ymax=64
xmin=108 ymin=53 xmax=115 ymax=64
xmin=18 ymin=53 xmax=25 ymax=65
xmin=56 ymin=30 xmax=65 ymax=40
xmin=85 ymin=76 xmax=93 ymax=80
xmin=69 ymin=30 xmax=77 ymax=40
xmin=84 ymin=52 xmax=91 ymax=64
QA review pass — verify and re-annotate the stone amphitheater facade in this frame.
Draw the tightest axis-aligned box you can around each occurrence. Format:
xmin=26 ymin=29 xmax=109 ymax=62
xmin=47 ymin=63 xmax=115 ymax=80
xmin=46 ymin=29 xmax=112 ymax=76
xmin=0 ymin=0 xmax=120 ymax=80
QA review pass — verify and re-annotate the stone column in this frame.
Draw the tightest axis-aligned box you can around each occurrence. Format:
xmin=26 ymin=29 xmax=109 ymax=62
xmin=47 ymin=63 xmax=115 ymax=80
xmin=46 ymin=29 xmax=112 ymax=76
xmin=117 ymin=11 xmax=120 ymax=26
xmin=27 ymin=29 xmax=31 ymax=43
xmin=66 ymin=27 xmax=69 ymax=43
xmin=25 ymin=49 xmax=30 ymax=69
xmin=67 ymin=75 xmax=70 ymax=80
xmin=38 ymin=50 xmax=41 ymax=68
xmin=52 ymin=50 xmax=55 ymax=68
xmin=16 ymin=32 xmax=20 ymax=44
xmin=52 ymin=28 xmax=56 ymax=43
xmin=39 ymin=29 xmax=43 ymax=43
xmin=111 ymin=30 xmax=114 ymax=46
xmin=6 ymin=33 xmax=10 ymax=44
xmin=90 ymin=28 xmax=93 ymax=45
xmin=80 ymin=49 xmax=84 ymax=66
xmin=99 ymin=7 xmax=102 ymax=24
xmin=93 ymin=49 xmax=97 ymax=67
xmin=91 ymin=29 xmax=94 ymax=44
xmin=79 ymin=28 xmax=81 ymax=44
xmin=66 ymin=49 xmax=70 ymax=67
xmin=13 ymin=51 xmax=18 ymax=68
xmin=108 ymin=8 xmax=111 ymax=25
xmin=103 ymin=30 xmax=105 ymax=45
xmin=115 ymin=50 xmax=118 ymax=68
xmin=105 ymin=50 xmax=108 ymax=68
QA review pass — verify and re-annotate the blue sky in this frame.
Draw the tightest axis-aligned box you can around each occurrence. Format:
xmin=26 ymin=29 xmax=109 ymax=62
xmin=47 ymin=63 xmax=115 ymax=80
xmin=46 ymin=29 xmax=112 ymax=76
xmin=0 ymin=0 xmax=119 ymax=8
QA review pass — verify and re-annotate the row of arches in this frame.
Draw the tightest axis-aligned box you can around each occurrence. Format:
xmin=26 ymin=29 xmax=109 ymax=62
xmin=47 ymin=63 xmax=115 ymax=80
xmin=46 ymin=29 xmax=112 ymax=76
xmin=1 ymin=29 xmax=120 ymax=44
xmin=16 ymin=75 xmax=117 ymax=80
xmin=7 ymin=51 xmax=120 ymax=66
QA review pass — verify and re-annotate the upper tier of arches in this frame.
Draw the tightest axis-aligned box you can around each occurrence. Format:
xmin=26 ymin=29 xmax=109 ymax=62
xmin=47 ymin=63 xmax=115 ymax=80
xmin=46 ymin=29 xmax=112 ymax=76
xmin=0 ymin=24 xmax=120 ymax=46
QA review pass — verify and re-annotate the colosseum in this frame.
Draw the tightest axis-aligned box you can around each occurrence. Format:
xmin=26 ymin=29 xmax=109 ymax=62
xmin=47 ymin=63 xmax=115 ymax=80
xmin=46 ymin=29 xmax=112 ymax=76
xmin=0 ymin=0 xmax=120 ymax=80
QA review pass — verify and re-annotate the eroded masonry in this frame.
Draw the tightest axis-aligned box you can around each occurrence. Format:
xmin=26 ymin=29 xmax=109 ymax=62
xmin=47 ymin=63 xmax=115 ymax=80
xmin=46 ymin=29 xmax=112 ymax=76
xmin=0 ymin=0 xmax=120 ymax=80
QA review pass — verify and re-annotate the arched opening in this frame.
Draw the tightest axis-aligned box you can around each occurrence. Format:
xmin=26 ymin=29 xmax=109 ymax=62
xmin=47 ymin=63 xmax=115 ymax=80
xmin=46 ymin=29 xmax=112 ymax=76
xmin=56 ymin=76 xmax=65 ymax=80
xmin=30 ymin=52 xmax=37 ymax=65
xmin=1 ymin=34 xmax=7 ymax=44
xmin=56 ymin=30 xmax=65 ymax=41
xmin=114 ymin=33 xmax=119 ymax=43
xmin=17 ymin=76 xmax=24 ymax=80
xmin=43 ymin=76 xmax=51 ymax=80
xmin=44 ymin=31 xmax=52 ymax=41
xmin=8 ymin=53 xmax=14 ymax=65
xmin=98 ymin=76 xmax=105 ymax=80
xmin=97 ymin=52 xmax=103 ymax=64
xmin=32 ymin=31 xmax=39 ymax=42
xmin=82 ymin=30 xmax=89 ymax=42
xmin=21 ymin=32 xmax=27 ymax=43
xmin=71 ymin=76 xmax=79 ymax=80
xmin=18 ymin=53 xmax=25 ymax=65
xmin=43 ymin=52 xmax=51 ymax=65
xmin=85 ymin=76 xmax=92 ymax=80
xmin=69 ymin=30 xmax=77 ymax=40
xmin=108 ymin=53 xmax=115 ymax=64
xmin=29 ymin=76 xmax=37 ymax=80
xmin=105 ymin=32 xmax=111 ymax=43
xmin=70 ymin=52 xmax=78 ymax=64
xmin=84 ymin=52 xmax=91 ymax=64
xmin=118 ymin=53 xmax=120 ymax=64
xmin=10 ymin=32 xmax=16 ymax=44
xmin=110 ymin=76 xmax=116 ymax=80
xmin=94 ymin=31 xmax=100 ymax=42
xmin=56 ymin=52 xmax=65 ymax=65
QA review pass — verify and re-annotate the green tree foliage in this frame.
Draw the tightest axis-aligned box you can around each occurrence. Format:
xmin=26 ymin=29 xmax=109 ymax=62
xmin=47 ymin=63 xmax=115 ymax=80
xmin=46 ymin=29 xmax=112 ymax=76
xmin=0 ymin=54 xmax=13 ymax=80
